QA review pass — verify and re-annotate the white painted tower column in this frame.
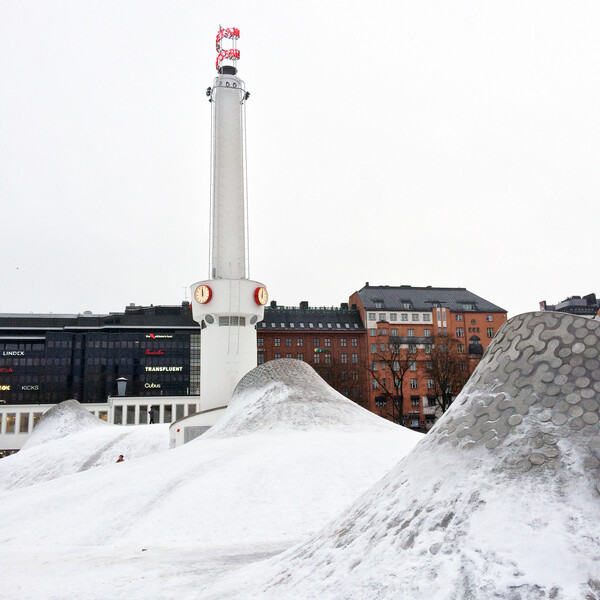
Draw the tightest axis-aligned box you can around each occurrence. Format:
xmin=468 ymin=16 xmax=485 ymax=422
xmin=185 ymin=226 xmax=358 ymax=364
xmin=190 ymin=27 xmax=267 ymax=412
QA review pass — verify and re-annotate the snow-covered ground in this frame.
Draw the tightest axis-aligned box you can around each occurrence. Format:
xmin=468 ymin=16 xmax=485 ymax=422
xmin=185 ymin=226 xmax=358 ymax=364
xmin=0 ymin=360 xmax=420 ymax=600
xmin=4 ymin=312 xmax=600 ymax=600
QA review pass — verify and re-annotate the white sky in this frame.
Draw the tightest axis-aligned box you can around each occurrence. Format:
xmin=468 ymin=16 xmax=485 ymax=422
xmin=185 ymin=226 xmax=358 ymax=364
xmin=1 ymin=1 xmax=598 ymax=318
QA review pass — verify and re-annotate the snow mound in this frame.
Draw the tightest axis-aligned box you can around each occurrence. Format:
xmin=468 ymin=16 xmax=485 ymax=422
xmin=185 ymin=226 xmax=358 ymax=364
xmin=204 ymin=312 xmax=600 ymax=600
xmin=0 ymin=360 xmax=421 ymax=599
xmin=23 ymin=399 xmax=105 ymax=449
xmin=0 ymin=419 xmax=170 ymax=491
xmin=204 ymin=358 xmax=401 ymax=438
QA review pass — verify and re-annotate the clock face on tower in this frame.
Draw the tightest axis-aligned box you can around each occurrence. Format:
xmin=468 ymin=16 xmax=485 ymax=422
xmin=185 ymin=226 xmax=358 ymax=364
xmin=254 ymin=286 xmax=268 ymax=306
xmin=194 ymin=285 xmax=212 ymax=304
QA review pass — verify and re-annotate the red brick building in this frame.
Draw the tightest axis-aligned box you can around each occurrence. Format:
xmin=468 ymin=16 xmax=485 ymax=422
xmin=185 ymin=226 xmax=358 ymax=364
xmin=257 ymin=301 xmax=369 ymax=407
xmin=349 ymin=284 xmax=507 ymax=429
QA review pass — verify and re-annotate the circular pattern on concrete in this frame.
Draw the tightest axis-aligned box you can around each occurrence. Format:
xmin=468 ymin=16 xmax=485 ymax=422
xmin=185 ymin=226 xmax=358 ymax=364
xmin=434 ymin=312 xmax=600 ymax=480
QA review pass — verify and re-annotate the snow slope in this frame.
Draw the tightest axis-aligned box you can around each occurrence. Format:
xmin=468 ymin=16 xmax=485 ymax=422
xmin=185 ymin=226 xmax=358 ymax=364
xmin=202 ymin=312 xmax=600 ymax=600
xmin=0 ymin=359 xmax=420 ymax=600
xmin=0 ymin=400 xmax=170 ymax=491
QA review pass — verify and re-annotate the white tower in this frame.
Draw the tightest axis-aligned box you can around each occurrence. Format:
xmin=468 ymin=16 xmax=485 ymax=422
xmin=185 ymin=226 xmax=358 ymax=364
xmin=190 ymin=27 xmax=267 ymax=412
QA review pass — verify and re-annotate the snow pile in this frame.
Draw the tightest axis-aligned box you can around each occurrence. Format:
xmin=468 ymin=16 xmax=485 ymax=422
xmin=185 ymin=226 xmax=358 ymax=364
xmin=0 ymin=359 xmax=420 ymax=600
xmin=23 ymin=398 xmax=104 ymax=448
xmin=0 ymin=400 xmax=169 ymax=491
xmin=206 ymin=358 xmax=401 ymax=437
xmin=202 ymin=313 xmax=600 ymax=600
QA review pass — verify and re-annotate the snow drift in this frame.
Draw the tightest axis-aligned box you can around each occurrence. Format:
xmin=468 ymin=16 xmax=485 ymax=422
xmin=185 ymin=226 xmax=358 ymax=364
xmin=203 ymin=312 xmax=600 ymax=600
xmin=0 ymin=399 xmax=169 ymax=491
xmin=0 ymin=359 xmax=420 ymax=600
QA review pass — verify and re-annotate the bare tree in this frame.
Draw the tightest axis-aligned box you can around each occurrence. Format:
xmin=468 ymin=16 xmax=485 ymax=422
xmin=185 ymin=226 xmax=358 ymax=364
xmin=426 ymin=333 xmax=468 ymax=415
xmin=368 ymin=336 xmax=418 ymax=425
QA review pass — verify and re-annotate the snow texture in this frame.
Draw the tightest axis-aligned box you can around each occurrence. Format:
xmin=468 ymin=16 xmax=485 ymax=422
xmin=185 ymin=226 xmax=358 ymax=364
xmin=202 ymin=312 xmax=600 ymax=600
xmin=0 ymin=359 xmax=420 ymax=600
xmin=0 ymin=400 xmax=169 ymax=491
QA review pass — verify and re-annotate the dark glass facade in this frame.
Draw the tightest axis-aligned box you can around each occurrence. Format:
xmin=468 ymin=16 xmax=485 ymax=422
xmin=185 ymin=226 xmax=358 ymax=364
xmin=0 ymin=303 xmax=200 ymax=405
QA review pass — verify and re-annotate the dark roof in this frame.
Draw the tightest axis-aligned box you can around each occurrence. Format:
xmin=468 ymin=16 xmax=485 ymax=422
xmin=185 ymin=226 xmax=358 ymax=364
xmin=0 ymin=303 xmax=198 ymax=331
xmin=356 ymin=285 xmax=506 ymax=313
xmin=543 ymin=293 xmax=599 ymax=316
xmin=259 ymin=305 xmax=364 ymax=331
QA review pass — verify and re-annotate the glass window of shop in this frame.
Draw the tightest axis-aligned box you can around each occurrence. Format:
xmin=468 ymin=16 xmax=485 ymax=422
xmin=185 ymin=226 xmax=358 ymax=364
xmin=126 ymin=405 xmax=135 ymax=425
xmin=6 ymin=413 xmax=15 ymax=433
xmin=163 ymin=405 xmax=172 ymax=423
xmin=139 ymin=406 xmax=148 ymax=424
xmin=114 ymin=406 xmax=123 ymax=425
xmin=19 ymin=413 xmax=29 ymax=433
xmin=176 ymin=404 xmax=184 ymax=420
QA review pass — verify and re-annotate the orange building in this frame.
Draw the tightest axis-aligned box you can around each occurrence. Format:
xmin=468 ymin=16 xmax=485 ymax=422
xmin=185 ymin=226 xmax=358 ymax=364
xmin=349 ymin=284 xmax=507 ymax=430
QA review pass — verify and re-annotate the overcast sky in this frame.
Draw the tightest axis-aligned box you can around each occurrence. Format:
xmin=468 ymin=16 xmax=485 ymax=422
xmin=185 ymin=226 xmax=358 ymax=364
xmin=1 ymin=1 xmax=598 ymax=318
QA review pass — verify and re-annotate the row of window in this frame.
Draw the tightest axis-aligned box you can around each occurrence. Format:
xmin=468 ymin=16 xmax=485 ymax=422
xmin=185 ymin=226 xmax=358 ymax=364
xmin=262 ymin=322 xmax=360 ymax=329
xmin=368 ymin=313 xmax=432 ymax=323
xmin=258 ymin=338 xmax=359 ymax=347
xmin=456 ymin=327 xmax=494 ymax=338
xmin=370 ymin=328 xmax=432 ymax=338
xmin=372 ymin=378 xmax=434 ymax=390
xmin=258 ymin=353 xmax=360 ymax=365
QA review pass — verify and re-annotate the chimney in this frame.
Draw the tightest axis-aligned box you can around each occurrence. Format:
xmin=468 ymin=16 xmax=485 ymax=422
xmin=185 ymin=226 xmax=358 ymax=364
xmin=300 ymin=301 xmax=309 ymax=309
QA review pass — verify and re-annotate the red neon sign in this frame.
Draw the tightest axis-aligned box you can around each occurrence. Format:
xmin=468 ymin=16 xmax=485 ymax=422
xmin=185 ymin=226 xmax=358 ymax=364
xmin=0 ymin=368 xmax=13 ymax=373
xmin=146 ymin=349 xmax=165 ymax=356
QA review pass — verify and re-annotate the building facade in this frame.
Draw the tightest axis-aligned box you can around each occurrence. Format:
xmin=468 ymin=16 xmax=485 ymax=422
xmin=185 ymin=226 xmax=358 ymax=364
xmin=0 ymin=302 xmax=200 ymax=407
xmin=349 ymin=284 xmax=507 ymax=429
xmin=257 ymin=301 xmax=369 ymax=407
xmin=540 ymin=293 xmax=600 ymax=317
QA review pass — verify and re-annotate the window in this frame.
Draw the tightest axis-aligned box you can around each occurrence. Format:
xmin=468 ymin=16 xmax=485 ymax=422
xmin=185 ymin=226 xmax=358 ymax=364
xmin=340 ymin=338 xmax=347 ymax=347
xmin=313 ymin=338 xmax=320 ymax=347
xmin=285 ymin=338 xmax=292 ymax=346
xmin=375 ymin=300 xmax=383 ymax=309
xmin=412 ymin=314 xmax=419 ymax=322
xmin=368 ymin=313 xmax=376 ymax=321
xmin=403 ymin=302 xmax=412 ymax=309
xmin=456 ymin=327 xmax=464 ymax=338
xmin=351 ymin=338 xmax=358 ymax=347
xmin=324 ymin=338 xmax=331 ymax=347
xmin=411 ymin=397 xmax=420 ymax=408
xmin=425 ymin=344 xmax=432 ymax=354
xmin=423 ymin=329 xmax=431 ymax=337
xmin=371 ymin=360 xmax=378 ymax=371
xmin=297 ymin=338 xmax=303 ymax=346
xmin=274 ymin=353 xmax=281 ymax=359
xmin=407 ymin=329 xmax=414 ymax=337
xmin=459 ymin=361 xmax=467 ymax=371
xmin=423 ymin=314 xmax=431 ymax=322
xmin=372 ymin=379 xmax=379 ymax=390
xmin=380 ymin=343 xmax=386 ymax=352
xmin=391 ymin=328 xmax=398 ymax=336
xmin=371 ymin=344 xmax=377 ymax=354
xmin=392 ymin=360 xmax=400 ymax=370
xmin=274 ymin=338 xmax=281 ymax=346
xmin=325 ymin=354 xmax=331 ymax=364
xmin=425 ymin=361 xmax=432 ymax=371
xmin=313 ymin=353 xmax=320 ymax=364
xmin=390 ymin=313 xmax=397 ymax=321
xmin=408 ymin=343 xmax=417 ymax=353
xmin=409 ymin=361 xmax=417 ymax=371
xmin=341 ymin=353 xmax=348 ymax=363
xmin=487 ymin=328 xmax=495 ymax=338
xmin=458 ymin=344 xmax=465 ymax=354
xmin=427 ymin=395 xmax=436 ymax=407
xmin=318 ymin=323 xmax=323 ymax=329
xmin=427 ymin=378 xmax=435 ymax=389
xmin=297 ymin=353 xmax=304 ymax=361
xmin=341 ymin=371 xmax=348 ymax=381
xmin=352 ymin=354 xmax=358 ymax=363
xmin=284 ymin=353 xmax=291 ymax=359
xmin=456 ymin=314 xmax=463 ymax=322
xmin=401 ymin=314 xmax=408 ymax=321
xmin=379 ymin=313 xmax=386 ymax=321
xmin=410 ymin=378 xmax=418 ymax=389
xmin=486 ymin=315 xmax=493 ymax=322
xmin=257 ymin=338 xmax=264 ymax=347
